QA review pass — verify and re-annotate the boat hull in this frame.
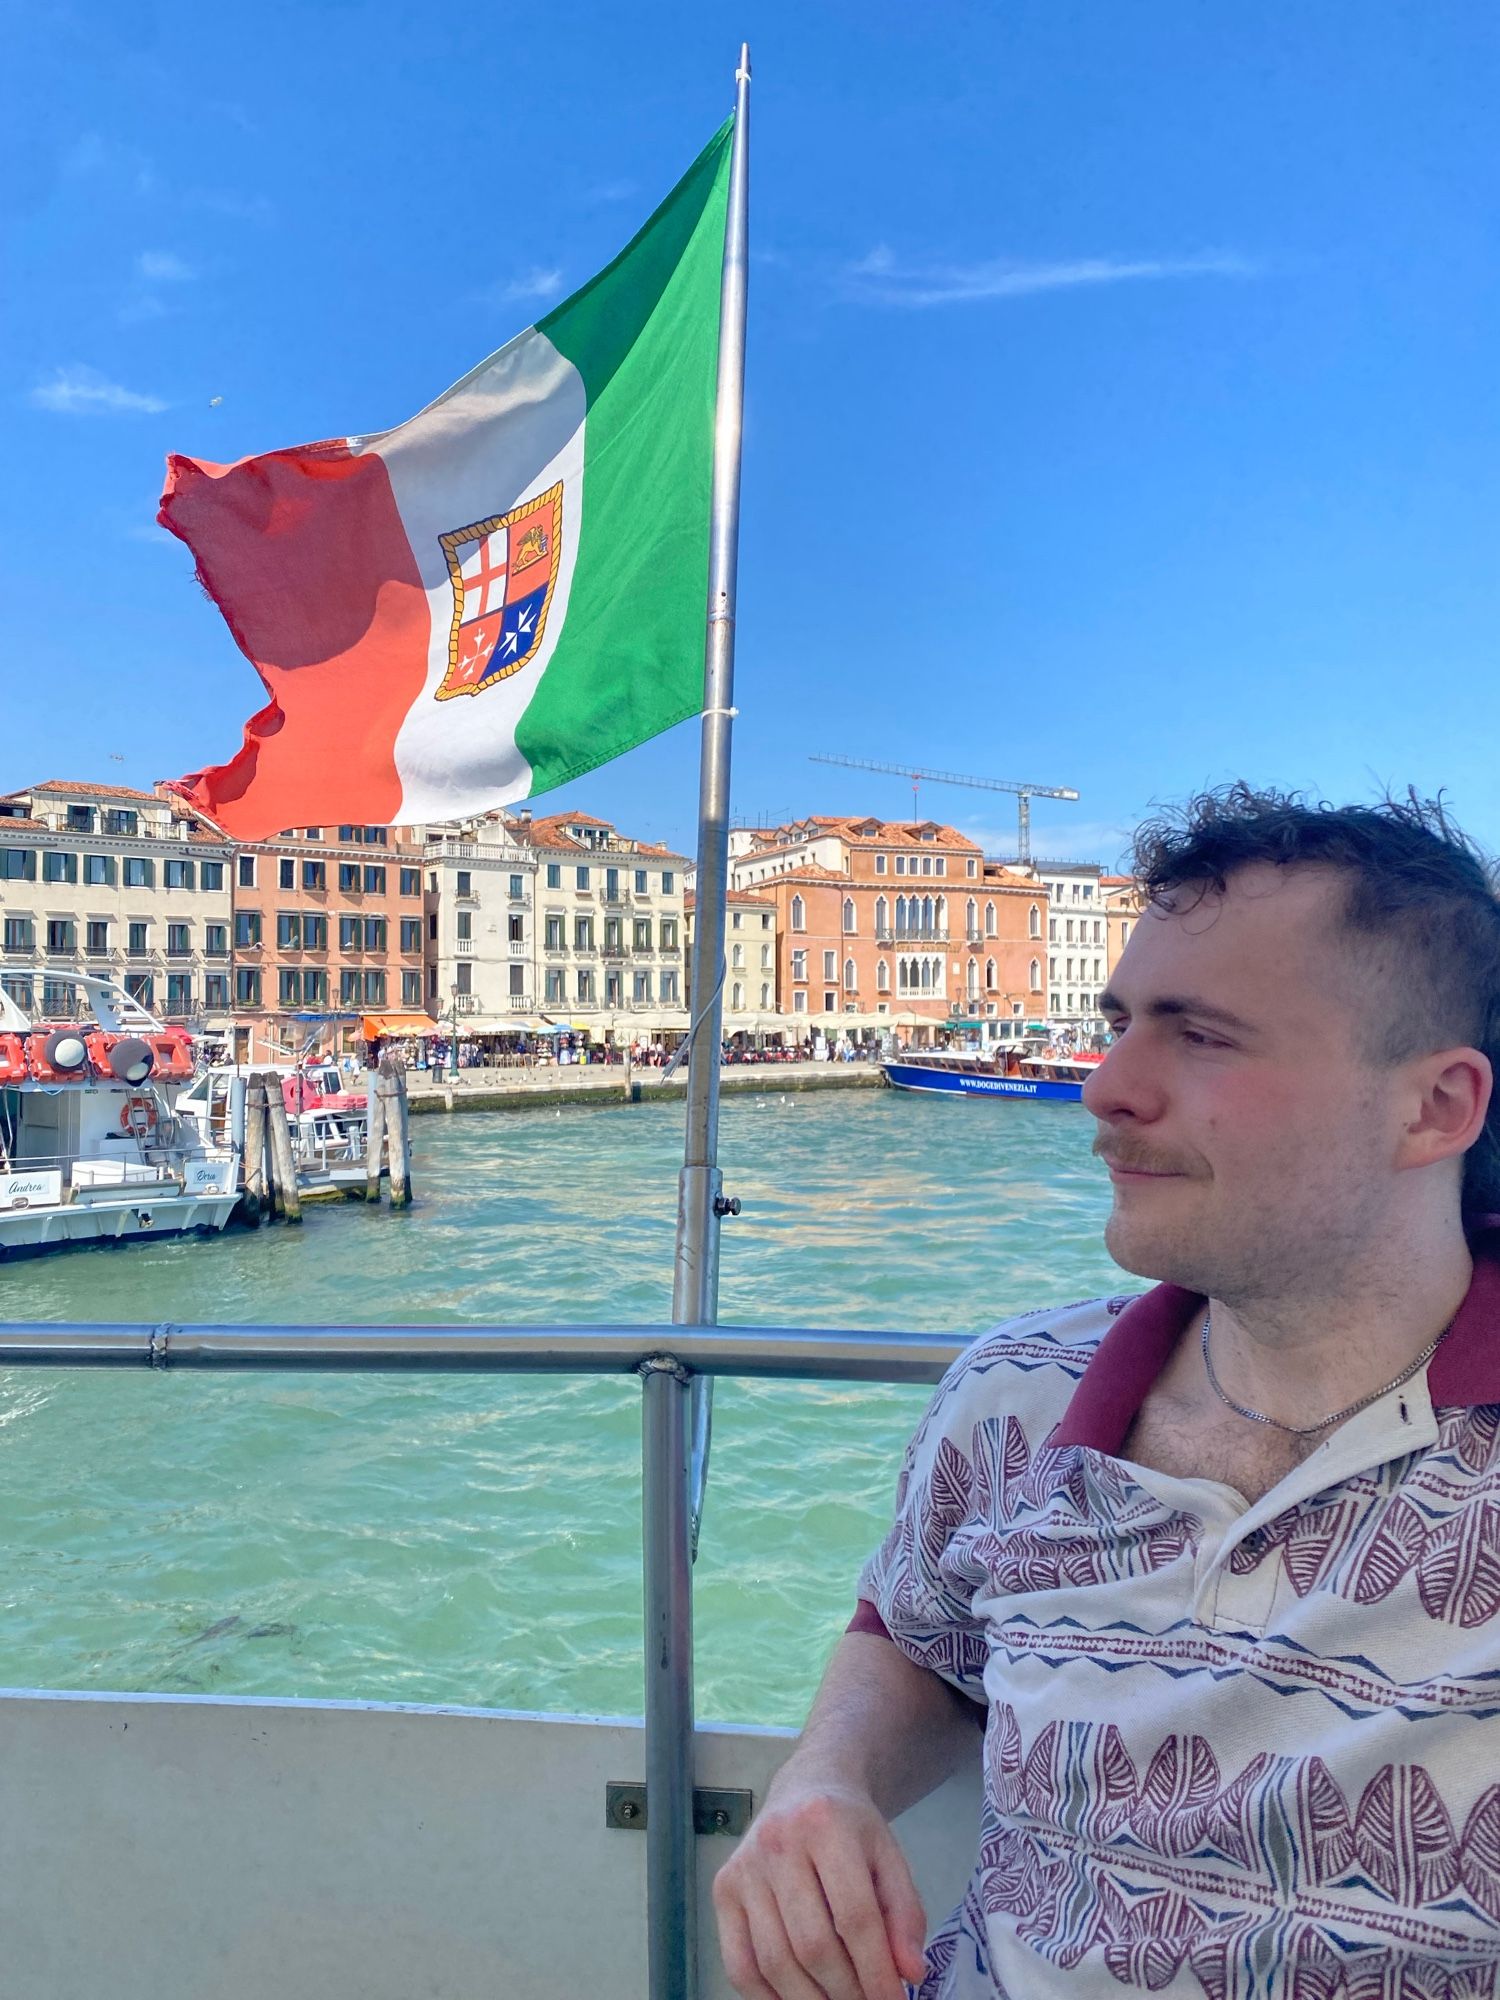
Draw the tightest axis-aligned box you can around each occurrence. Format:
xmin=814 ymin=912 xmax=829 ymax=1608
xmin=0 ymin=1190 xmax=239 ymax=1259
xmin=880 ymin=1060 xmax=1084 ymax=1102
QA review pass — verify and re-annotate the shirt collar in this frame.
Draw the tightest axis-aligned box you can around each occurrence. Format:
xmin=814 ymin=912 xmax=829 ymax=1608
xmin=1050 ymin=1223 xmax=1500 ymax=1455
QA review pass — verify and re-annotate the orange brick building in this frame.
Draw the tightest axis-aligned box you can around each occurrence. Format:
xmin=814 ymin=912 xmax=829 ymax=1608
xmin=728 ymin=816 xmax=1048 ymax=1037
xmin=227 ymin=822 xmax=431 ymax=1061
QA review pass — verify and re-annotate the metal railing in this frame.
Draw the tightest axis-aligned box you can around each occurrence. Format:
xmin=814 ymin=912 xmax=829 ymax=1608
xmin=0 ymin=1319 xmax=963 ymax=2000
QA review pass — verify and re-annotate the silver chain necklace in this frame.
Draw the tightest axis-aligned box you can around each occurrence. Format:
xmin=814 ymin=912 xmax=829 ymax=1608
xmin=1200 ymin=1308 xmax=1456 ymax=1439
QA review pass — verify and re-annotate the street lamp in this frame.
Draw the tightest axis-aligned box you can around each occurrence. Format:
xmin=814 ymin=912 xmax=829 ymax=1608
xmin=449 ymin=983 xmax=461 ymax=1082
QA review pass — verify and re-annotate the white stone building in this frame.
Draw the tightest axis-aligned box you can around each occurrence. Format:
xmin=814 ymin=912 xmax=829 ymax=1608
xmin=0 ymin=781 xmax=233 ymax=1027
xmin=422 ymin=816 xmax=540 ymax=1034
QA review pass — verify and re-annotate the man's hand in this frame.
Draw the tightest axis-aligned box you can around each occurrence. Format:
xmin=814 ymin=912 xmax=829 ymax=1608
xmin=713 ymin=1778 xmax=929 ymax=2000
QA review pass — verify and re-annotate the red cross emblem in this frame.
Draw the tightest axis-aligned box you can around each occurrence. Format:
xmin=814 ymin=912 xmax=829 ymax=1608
xmin=436 ymin=483 xmax=563 ymax=702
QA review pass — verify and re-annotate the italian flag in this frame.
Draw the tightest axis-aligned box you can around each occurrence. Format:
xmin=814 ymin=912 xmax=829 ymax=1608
xmin=162 ymin=121 xmax=732 ymax=839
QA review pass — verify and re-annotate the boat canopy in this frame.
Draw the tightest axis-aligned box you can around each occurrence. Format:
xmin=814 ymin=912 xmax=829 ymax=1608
xmin=359 ymin=1013 xmax=442 ymax=1039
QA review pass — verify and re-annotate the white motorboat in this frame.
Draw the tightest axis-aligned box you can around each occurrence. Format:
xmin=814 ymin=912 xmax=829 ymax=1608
xmin=0 ymin=971 xmax=240 ymax=1260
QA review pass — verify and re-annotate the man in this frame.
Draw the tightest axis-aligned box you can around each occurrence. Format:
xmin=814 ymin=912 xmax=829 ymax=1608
xmin=715 ymin=786 xmax=1500 ymax=1999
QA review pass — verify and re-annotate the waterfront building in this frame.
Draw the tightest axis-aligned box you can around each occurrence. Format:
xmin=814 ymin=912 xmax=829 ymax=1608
xmin=227 ymin=823 xmax=430 ymax=1063
xmin=1033 ymin=858 xmax=1109 ymax=1036
xmin=422 ymin=815 xmax=539 ymax=1037
xmin=511 ymin=811 xmax=690 ymax=1043
xmin=1102 ymin=873 xmax=1142 ymax=994
xmin=0 ymin=780 xmax=231 ymax=1025
xmin=728 ymin=815 xmax=1003 ymax=1038
xmin=684 ymin=888 xmax=780 ymax=1041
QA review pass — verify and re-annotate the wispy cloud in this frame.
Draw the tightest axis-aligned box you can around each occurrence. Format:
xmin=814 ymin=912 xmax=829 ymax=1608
xmin=30 ymin=365 xmax=167 ymax=416
xmin=843 ymin=244 xmax=1261 ymax=309
xmin=487 ymin=264 xmax=566 ymax=306
xmin=64 ymin=132 xmax=158 ymax=197
xmin=584 ymin=178 xmax=636 ymax=205
xmin=136 ymin=249 xmax=196 ymax=283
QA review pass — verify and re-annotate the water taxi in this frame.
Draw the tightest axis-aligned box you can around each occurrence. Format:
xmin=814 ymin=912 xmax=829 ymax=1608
xmin=880 ymin=1046 xmax=1103 ymax=1102
xmin=0 ymin=972 xmax=240 ymax=1259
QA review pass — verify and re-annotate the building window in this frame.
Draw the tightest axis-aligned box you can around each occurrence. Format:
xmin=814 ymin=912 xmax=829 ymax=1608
xmin=303 ymin=860 xmax=326 ymax=892
xmin=205 ymin=923 xmax=227 ymax=956
xmin=511 ymin=874 xmax=526 ymax=901
xmin=604 ymin=867 xmax=619 ymax=901
xmin=125 ymin=973 xmax=155 ymax=1007
xmin=544 ymin=969 xmax=565 ymax=1004
xmin=167 ymin=922 xmax=191 ymax=956
xmin=46 ymin=919 xmax=76 ymax=953
xmin=83 ymin=854 xmax=113 ymax=886
xmin=986 ymin=958 xmax=997 ymax=991
xmin=509 ymin=914 xmax=525 ymax=944
xmin=576 ymin=968 xmax=594 ymax=1003
xmin=454 ymin=963 xmax=472 ymax=996
xmin=967 ymin=958 xmax=978 ymax=999
xmin=363 ymin=917 xmax=386 ymax=952
xmin=456 ymin=910 xmax=473 ymax=942
xmin=277 ymin=912 xmax=302 ymax=950
xmin=633 ymin=970 xmax=652 ymax=1003
xmin=842 ymin=897 xmax=856 ymax=934
xmin=362 ymin=970 xmax=386 ymax=1005
xmin=456 ymin=871 xmax=473 ymax=897
xmin=85 ymin=920 xmax=109 ymax=954
xmin=129 ymin=920 xmax=149 ymax=954
xmin=237 ymin=855 xmax=256 ymax=888
xmin=660 ymin=970 xmax=679 ymax=1003
xmin=400 ymin=867 xmax=420 ymax=896
xmin=402 ymin=970 xmax=422 ymax=1006
xmin=304 ymin=969 xmax=327 ymax=1004
xmin=340 ymin=969 xmax=362 ymax=1004
xmin=790 ymin=895 xmax=805 ymax=932
xmin=43 ymin=851 xmax=78 ymax=884
xmin=304 ymin=915 xmax=327 ymax=950
xmin=1029 ymin=904 xmax=1040 ymax=938
xmin=339 ymin=916 xmax=361 ymax=952
xmin=731 ymin=981 xmax=744 ymax=1010
xmin=545 ymin=914 xmax=564 ymax=950
xmin=161 ymin=857 xmax=192 ymax=889
xmin=894 ymin=856 xmax=906 ymax=876
xmin=662 ymin=871 xmax=675 ymax=896
xmin=66 ymin=804 xmax=95 ymax=832
xmin=793 ymin=991 xmax=807 ymax=1013
xmin=279 ymin=968 xmax=302 ymax=1007
xmin=338 ymin=863 xmax=359 ymax=892
xmin=1032 ymin=960 xmax=1043 ymax=992
xmin=234 ymin=969 xmax=261 ymax=1006
xmin=844 ymin=957 xmax=857 ymax=990
xmin=875 ymin=854 xmax=887 ymax=875
xmin=823 ymin=989 xmax=836 ymax=1010
xmin=760 ymin=983 xmax=771 ymax=1008
xmin=634 ymin=870 xmax=648 ymax=894
xmin=2 ymin=916 xmax=32 ymax=952
xmin=546 ymin=864 xmax=561 ymax=889
xmin=102 ymin=809 xmax=137 ymax=837
xmin=965 ymin=898 xmax=977 ymax=939
xmin=205 ymin=974 xmax=229 ymax=1009
xmin=633 ymin=918 xmax=652 ymax=950
xmin=428 ymin=912 xmax=438 ymax=942
xmin=791 ymin=949 xmax=807 ymax=982
xmin=511 ymin=964 xmax=528 ymax=999
xmin=985 ymin=902 xmax=997 ymax=937
xmin=575 ymin=915 xmax=594 ymax=952
xmin=659 ymin=918 xmax=678 ymax=951
xmin=234 ymin=911 xmax=262 ymax=948
xmin=821 ymin=949 xmax=836 ymax=981
xmin=278 ymin=858 xmax=295 ymax=890
xmin=200 ymin=859 xmax=224 ymax=891
xmin=0 ymin=848 xmax=35 ymax=880
xmin=363 ymin=865 xmax=386 ymax=894
xmin=876 ymin=958 xmax=889 ymax=992
xmin=400 ymin=918 xmax=422 ymax=952
xmin=575 ymin=865 xmax=590 ymax=891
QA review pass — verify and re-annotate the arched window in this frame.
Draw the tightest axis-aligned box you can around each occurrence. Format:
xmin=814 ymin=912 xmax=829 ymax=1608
xmin=967 ymin=957 xmax=978 ymax=998
xmin=1028 ymin=902 xmax=1040 ymax=938
xmin=875 ymin=895 xmax=888 ymax=934
xmin=731 ymin=982 xmax=743 ymax=1010
xmin=844 ymin=957 xmax=857 ymax=990
xmin=985 ymin=957 xmax=997 ymax=992
xmin=842 ymin=897 xmax=856 ymax=934
xmin=876 ymin=958 xmax=890 ymax=992
xmin=790 ymin=895 xmax=805 ymax=932
xmin=1029 ymin=957 xmax=1041 ymax=992
xmin=921 ymin=895 xmax=934 ymax=935
xmin=760 ymin=982 xmax=771 ymax=1007
xmin=897 ymin=958 xmax=909 ymax=994
xmin=936 ymin=894 xmax=947 ymax=933
xmin=894 ymin=896 xmax=907 ymax=937
xmin=985 ymin=901 xmax=997 ymax=937
xmin=966 ymin=898 xmax=977 ymax=939
xmin=920 ymin=958 xmax=932 ymax=992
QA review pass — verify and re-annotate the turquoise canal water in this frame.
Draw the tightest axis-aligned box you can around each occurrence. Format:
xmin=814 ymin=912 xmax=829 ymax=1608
xmin=0 ymin=1089 xmax=1124 ymax=1727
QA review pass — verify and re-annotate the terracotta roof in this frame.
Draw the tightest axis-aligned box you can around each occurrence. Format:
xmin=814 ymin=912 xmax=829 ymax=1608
xmin=0 ymin=816 xmax=48 ymax=835
xmin=23 ymin=779 xmax=163 ymax=802
xmin=1100 ymin=873 xmax=1137 ymax=887
xmin=685 ymin=889 xmax=775 ymax=911
xmin=749 ymin=814 xmax=983 ymax=853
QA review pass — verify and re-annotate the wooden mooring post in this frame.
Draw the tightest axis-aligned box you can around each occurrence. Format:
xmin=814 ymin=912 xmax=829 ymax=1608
xmin=265 ymin=1075 xmax=302 ymax=1224
xmin=242 ymin=1073 xmax=269 ymax=1221
xmin=362 ymin=1053 xmax=412 ymax=1207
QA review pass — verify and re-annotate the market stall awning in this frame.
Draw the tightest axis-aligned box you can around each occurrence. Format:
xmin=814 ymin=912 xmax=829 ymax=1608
xmin=361 ymin=1013 xmax=441 ymax=1039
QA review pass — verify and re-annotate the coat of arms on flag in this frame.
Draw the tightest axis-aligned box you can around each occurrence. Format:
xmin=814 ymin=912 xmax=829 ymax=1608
xmin=436 ymin=483 xmax=564 ymax=700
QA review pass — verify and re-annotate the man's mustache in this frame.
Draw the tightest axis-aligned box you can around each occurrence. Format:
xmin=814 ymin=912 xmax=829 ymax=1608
xmin=1092 ymin=1138 xmax=1198 ymax=1176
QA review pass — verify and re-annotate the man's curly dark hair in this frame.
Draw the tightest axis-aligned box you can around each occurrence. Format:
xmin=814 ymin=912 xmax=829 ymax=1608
xmin=1128 ymin=783 xmax=1500 ymax=1226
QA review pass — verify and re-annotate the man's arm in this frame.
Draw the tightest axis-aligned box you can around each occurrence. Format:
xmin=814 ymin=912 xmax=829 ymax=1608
xmin=713 ymin=1626 xmax=984 ymax=2000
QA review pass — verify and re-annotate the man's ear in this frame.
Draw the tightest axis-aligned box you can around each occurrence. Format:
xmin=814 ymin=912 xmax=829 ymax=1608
xmin=1398 ymin=1047 xmax=1492 ymax=1170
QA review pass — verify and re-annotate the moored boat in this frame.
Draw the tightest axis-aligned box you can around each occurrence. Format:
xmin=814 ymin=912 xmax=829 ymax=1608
xmin=879 ymin=1046 xmax=1102 ymax=1101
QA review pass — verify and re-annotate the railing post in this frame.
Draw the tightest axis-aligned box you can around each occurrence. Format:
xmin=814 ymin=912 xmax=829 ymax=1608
xmin=641 ymin=1355 xmax=697 ymax=2000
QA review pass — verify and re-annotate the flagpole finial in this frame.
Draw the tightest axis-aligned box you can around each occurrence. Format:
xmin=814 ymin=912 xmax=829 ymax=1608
xmin=737 ymin=42 xmax=751 ymax=82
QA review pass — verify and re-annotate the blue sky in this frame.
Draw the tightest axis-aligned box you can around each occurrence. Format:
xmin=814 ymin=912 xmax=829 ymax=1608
xmin=4 ymin=1 xmax=1497 ymax=869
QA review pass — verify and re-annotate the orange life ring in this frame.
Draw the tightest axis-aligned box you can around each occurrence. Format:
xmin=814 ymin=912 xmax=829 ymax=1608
xmin=0 ymin=1032 xmax=27 ymax=1084
xmin=120 ymin=1095 xmax=159 ymax=1133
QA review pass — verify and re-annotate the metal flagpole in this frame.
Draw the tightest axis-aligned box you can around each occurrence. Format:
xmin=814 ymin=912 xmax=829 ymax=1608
xmin=642 ymin=41 xmax=750 ymax=2000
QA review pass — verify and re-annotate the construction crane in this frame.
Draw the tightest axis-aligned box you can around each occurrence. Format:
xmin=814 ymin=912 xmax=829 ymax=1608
xmin=808 ymin=754 xmax=1079 ymax=864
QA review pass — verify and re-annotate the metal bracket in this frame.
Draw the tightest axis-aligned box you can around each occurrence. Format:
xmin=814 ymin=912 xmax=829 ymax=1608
xmin=637 ymin=1353 xmax=692 ymax=1387
xmin=147 ymin=1323 xmax=176 ymax=1369
xmin=713 ymin=1192 xmax=741 ymax=1217
xmin=605 ymin=1782 xmax=752 ymax=1836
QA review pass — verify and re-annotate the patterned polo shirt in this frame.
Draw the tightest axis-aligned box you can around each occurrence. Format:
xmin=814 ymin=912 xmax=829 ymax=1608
xmin=854 ymin=1237 xmax=1500 ymax=1998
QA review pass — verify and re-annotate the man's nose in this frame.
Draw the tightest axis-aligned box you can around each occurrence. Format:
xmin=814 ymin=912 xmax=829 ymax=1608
xmin=1081 ymin=1033 xmax=1163 ymax=1125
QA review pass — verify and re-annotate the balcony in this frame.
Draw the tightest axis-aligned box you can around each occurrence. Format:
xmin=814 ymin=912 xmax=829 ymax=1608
xmin=454 ymin=938 xmax=475 ymax=954
xmin=507 ymin=892 xmax=533 ymax=909
xmin=507 ymin=941 xmax=528 ymax=958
